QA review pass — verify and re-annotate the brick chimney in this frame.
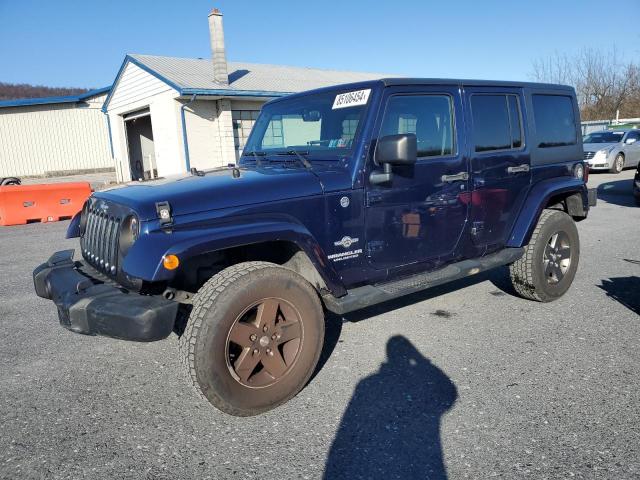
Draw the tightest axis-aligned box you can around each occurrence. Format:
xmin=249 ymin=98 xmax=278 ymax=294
xmin=208 ymin=8 xmax=228 ymax=85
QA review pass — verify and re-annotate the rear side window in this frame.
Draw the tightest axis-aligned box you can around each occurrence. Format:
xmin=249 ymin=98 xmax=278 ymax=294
xmin=532 ymin=95 xmax=577 ymax=148
xmin=471 ymin=94 xmax=523 ymax=152
xmin=379 ymin=94 xmax=455 ymax=158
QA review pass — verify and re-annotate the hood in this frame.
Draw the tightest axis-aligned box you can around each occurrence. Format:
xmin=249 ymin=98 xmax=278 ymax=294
xmin=583 ymin=142 xmax=618 ymax=152
xmin=94 ymin=165 xmax=348 ymax=220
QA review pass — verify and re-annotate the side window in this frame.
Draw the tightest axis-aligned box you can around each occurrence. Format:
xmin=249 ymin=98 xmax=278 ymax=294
xmin=532 ymin=94 xmax=577 ymax=148
xmin=379 ymin=95 xmax=454 ymax=158
xmin=626 ymin=130 xmax=640 ymax=142
xmin=471 ymin=94 xmax=523 ymax=152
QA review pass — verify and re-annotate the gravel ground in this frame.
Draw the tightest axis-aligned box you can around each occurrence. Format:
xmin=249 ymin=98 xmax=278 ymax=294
xmin=0 ymin=170 xmax=638 ymax=480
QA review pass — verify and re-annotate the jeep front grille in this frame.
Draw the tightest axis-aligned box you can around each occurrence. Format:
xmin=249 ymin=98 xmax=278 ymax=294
xmin=584 ymin=151 xmax=595 ymax=160
xmin=81 ymin=207 xmax=121 ymax=275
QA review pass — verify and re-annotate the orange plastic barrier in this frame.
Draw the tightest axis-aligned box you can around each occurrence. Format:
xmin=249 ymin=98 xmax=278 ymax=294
xmin=0 ymin=182 xmax=91 ymax=226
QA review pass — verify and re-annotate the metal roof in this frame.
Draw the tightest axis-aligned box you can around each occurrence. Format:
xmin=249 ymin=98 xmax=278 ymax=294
xmin=0 ymin=87 xmax=111 ymax=109
xmin=128 ymin=54 xmax=392 ymax=95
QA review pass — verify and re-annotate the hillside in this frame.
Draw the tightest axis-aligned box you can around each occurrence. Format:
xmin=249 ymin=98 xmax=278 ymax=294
xmin=0 ymin=82 xmax=90 ymax=101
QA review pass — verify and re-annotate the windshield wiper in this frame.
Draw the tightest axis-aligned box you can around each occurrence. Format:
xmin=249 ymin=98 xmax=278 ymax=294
xmin=276 ymin=149 xmax=313 ymax=170
xmin=275 ymin=149 xmax=325 ymax=192
xmin=243 ymin=150 xmax=266 ymax=167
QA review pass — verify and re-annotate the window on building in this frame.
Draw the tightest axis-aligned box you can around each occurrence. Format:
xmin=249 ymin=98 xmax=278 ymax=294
xmin=341 ymin=114 xmax=360 ymax=143
xmin=379 ymin=95 xmax=454 ymax=158
xmin=532 ymin=95 xmax=576 ymax=148
xmin=471 ymin=94 xmax=523 ymax=152
xmin=261 ymin=115 xmax=284 ymax=148
xmin=232 ymin=110 xmax=260 ymax=159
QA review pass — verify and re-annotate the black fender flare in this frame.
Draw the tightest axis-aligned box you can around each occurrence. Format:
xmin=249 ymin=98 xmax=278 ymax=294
xmin=507 ymin=177 xmax=588 ymax=248
xmin=122 ymin=214 xmax=347 ymax=297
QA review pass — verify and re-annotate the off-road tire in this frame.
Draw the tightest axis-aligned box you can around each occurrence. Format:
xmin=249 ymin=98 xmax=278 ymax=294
xmin=179 ymin=261 xmax=324 ymax=416
xmin=509 ymin=209 xmax=580 ymax=302
xmin=610 ymin=153 xmax=624 ymax=174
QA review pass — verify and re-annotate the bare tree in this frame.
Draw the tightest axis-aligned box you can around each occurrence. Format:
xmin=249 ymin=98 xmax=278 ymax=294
xmin=531 ymin=48 xmax=640 ymax=121
xmin=0 ymin=82 xmax=90 ymax=101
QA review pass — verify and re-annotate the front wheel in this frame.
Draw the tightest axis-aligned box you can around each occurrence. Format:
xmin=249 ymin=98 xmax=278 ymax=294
xmin=509 ymin=209 xmax=580 ymax=302
xmin=179 ymin=261 xmax=325 ymax=416
xmin=610 ymin=153 xmax=624 ymax=174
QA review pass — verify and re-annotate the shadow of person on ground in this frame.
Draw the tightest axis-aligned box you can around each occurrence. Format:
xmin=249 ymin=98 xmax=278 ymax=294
xmin=598 ymin=276 xmax=640 ymax=315
xmin=596 ymin=178 xmax=637 ymax=207
xmin=323 ymin=336 xmax=457 ymax=480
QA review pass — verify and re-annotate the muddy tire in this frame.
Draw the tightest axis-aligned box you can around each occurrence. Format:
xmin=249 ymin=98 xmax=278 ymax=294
xmin=509 ymin=209 xmax=580 ymax=302
xmin=179 ymin=261 xmax=324 ymax=416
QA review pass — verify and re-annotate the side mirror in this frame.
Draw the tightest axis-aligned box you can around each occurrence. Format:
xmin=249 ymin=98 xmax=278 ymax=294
xmin=625 ymin=137 xmax=637 ymax=145
xmin=370 ymin=134 xmax=417 ymax=185
xmin=375 ymin=133 xmax=418 ymax=166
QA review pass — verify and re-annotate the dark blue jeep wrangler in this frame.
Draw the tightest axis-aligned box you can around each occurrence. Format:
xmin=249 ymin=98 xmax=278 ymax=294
xmin=34 ymin=79 xmax=597 ymax=416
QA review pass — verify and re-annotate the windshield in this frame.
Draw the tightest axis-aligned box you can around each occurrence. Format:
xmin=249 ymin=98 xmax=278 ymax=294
xmin=583 ymin=131 xmax=625 ymax=143
xmin=241 ymin=88 xmax=372 ymax=160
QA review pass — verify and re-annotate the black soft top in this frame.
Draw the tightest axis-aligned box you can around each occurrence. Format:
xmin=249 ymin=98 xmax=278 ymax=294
xmin=379 ymin=78 xmax=574 ymax=91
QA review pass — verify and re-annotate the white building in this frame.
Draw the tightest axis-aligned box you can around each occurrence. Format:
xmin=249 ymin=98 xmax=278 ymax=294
xmin=104 ymin=9 xmax=387 ymax=182
xmin=0 ymin=88 xmax=112 ymax=178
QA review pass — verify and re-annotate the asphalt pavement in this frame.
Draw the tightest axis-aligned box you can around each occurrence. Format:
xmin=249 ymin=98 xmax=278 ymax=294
xmin=0 ymin=170 xmax=638 ymax=479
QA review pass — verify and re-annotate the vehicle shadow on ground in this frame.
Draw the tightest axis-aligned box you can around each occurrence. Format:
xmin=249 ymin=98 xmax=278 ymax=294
xmin=310 ymin=312 xmax=343 ymax=383
xmin=596 ymin=178 xmax=637 ymax=207
xmin=323 ymin=335 xmax=457 ymax=479
xmin=338 ymin=266 xmax=515 ymax=323
xmin=598 ymin=276 xmax=640 ymax=315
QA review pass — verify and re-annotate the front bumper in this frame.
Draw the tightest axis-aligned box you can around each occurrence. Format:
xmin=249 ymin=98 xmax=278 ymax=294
xmin=587 ymin=163 xmax=611 ymax=170
xmin=33 ymin=250 xmax=178 ymax=342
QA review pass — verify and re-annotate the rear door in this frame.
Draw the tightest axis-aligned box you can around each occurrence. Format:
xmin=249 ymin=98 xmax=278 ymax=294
xmin=364 ymin=85 xmax=470 ymax=273
xmin=464 ymin=87 xmax=531 ymax=252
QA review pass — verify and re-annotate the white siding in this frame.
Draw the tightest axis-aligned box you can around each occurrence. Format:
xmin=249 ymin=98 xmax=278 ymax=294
xmin=216 ymin=99 xmax=237 ymax=166
xmin=0 ymin=94 xmax=112 ymax=177
xmin=183 ymin=99 xmax=219 ymax=170
xmin=107 ymin=62 xmax=174 ymax=112
xmin=106 ymin=60 xmax=182 ymax=182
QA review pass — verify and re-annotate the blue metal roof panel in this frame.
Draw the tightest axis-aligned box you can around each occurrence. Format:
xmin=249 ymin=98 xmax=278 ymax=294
xmin=0 ymin=86 xmax=110 ymax=109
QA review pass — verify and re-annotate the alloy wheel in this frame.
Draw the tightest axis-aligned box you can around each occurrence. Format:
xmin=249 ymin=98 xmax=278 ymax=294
xmin=543 ymin=231 xmax=571 ymax=284
xmin=615 ymin=155 xmax=624 ymax=173
xmin=225 ymin=297 xmax=303 ymax=388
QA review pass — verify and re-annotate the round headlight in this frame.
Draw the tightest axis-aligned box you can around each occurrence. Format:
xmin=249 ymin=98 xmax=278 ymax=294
xmin=130 ymin=216 xmax=139 ymax=240
xmin=79 ymin=202 xmax=89 ymax=236
xmin=119 ymin=215 xmax=140 ymax=255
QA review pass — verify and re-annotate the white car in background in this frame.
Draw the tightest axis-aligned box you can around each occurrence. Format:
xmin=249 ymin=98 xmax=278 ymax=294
xmin=583 ymin=129 xmax=640 ymax=173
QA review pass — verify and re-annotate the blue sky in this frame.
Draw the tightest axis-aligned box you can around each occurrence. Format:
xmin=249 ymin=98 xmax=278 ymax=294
xmin=1 ymin=0 xmax=638 ymax=89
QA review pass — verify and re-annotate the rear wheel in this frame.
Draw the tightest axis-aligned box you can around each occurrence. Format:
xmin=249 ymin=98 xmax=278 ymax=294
xmin=610 ymin=153 xmax=624 ymax=173
xmin=509 ymin=209 xmax=580 ymax=302
xmin=179 ymin=261 xmax=324 ymax=416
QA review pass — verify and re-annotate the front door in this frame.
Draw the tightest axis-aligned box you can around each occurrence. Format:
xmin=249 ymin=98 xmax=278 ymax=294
xmin=622 ymin=130 xmax=640 ymax=166
xmin=464 ymin=87 xmax=531 ymax=252
xmin=364 ymin=86 xmax=469 ymax=274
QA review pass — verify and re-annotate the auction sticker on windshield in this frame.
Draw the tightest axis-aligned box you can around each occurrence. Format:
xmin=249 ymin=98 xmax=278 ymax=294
xmin=332 ymin=89 xmax=371 ymax=109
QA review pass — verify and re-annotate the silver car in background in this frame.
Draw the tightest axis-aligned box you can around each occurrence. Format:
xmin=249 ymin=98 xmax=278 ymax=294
xmin=583 ymin=129 xmax=640 ymax=173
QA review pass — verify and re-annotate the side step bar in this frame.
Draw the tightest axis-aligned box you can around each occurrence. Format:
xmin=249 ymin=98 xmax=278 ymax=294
xmin=322 ymin=247 xmax=524 ymax=315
